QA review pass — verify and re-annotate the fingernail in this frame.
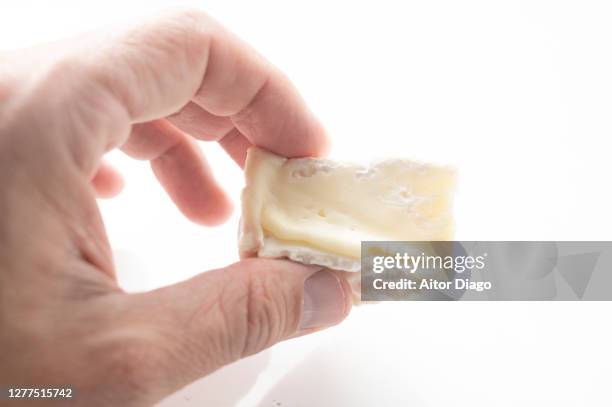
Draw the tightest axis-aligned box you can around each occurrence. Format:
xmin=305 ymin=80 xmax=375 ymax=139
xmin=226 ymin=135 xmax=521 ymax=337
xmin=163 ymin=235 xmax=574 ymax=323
xmin=299 ymin=270 xmax=347 ymax=330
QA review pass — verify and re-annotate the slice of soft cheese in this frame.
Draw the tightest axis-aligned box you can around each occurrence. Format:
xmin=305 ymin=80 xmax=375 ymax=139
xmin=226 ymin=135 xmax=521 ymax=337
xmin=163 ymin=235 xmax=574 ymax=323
xmin=239 ymin=147 xmax=455 ymax=277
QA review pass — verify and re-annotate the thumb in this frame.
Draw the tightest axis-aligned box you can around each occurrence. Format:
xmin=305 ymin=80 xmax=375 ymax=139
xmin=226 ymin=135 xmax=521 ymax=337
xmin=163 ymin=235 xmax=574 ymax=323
xmin=111 ymin=258 xmax=352 ymax=402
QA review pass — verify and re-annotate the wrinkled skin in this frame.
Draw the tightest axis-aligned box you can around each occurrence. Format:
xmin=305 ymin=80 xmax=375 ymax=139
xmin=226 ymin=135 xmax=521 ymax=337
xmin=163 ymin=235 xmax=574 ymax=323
xmin=0 ymin=10 xmax=351 ymax=406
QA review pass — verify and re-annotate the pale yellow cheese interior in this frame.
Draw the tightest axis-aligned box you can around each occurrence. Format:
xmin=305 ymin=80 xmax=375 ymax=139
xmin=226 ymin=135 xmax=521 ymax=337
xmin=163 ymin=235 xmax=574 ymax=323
xmin=240 ymin=148 xmax=455 ymax=262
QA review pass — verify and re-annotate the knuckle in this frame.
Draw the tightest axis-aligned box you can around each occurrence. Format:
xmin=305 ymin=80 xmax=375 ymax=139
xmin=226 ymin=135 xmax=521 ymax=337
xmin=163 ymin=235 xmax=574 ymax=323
xmin=107 ymin=8 xmax=217 ymax=117
xmin=42 ymin=54 xmax=130 ymax=169
xmin=43 ymin=51 xmax=128 ymax=126
xmin=166 ymin=7 xmax=212 ymax=26
xmin=39 ymin=52 xmax=100 ymax=105
xmin=0 ymin=50 xmax=130 ymax=173
xmin=152 ymin=7 xmax=217 ymax=52
xmin=237 ymin=262 xmax=300 ymax=357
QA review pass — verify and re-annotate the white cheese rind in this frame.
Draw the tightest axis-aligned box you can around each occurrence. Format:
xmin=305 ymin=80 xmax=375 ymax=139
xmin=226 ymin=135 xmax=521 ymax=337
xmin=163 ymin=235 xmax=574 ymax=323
xmin=239 ymin=147 xmax=455 ymax=272
xmin=258 ymin=236 xmax=361 ymax=272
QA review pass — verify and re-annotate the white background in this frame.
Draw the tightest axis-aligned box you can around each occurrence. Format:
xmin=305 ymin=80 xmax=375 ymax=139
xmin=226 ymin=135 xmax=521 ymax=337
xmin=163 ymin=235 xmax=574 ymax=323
xmin=2 ymin=1 xmax=612 ymax=406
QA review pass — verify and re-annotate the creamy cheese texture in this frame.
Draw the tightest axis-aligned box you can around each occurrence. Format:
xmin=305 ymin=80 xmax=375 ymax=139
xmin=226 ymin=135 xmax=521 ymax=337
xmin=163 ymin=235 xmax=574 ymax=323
xmin=239 ymin=147 xmax=455 ymax=273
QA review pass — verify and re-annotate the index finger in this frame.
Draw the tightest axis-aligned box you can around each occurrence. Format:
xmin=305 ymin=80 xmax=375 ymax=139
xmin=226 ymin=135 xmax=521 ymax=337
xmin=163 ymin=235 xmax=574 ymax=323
xmin=70 ymin=9 xmax=329 ymax=171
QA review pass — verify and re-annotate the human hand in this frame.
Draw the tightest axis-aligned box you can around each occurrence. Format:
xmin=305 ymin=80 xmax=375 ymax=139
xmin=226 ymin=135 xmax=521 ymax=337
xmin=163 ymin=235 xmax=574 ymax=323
xmin=0 ymin=10 xmax=352 ymax=406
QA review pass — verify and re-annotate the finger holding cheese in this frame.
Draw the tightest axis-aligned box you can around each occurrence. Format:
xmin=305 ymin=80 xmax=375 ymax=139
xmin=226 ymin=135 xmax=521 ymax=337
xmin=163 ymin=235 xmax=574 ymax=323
xmin=239 ymin=147 xmax=455 ymax=274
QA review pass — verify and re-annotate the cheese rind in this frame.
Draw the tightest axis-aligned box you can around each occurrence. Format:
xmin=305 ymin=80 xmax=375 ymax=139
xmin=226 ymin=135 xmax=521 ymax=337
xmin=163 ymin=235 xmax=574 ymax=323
xmin=239 ymin=147 xmax=455 ymax=272
xmin=258 ymin=235 xmax=361 ymax=272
